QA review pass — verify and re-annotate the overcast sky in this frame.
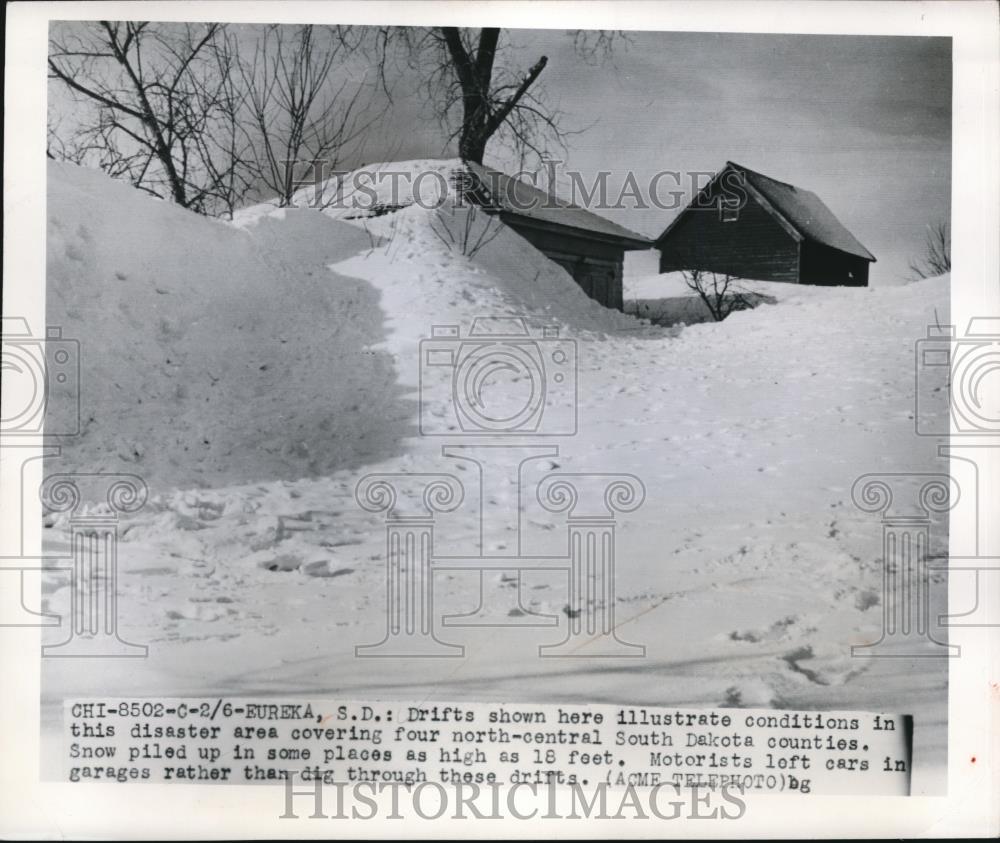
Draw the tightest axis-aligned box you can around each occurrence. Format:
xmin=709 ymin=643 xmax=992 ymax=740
xmin=374 ymin=30 xmax=952 ymax=285
xmin=51 ymin=26 xmax=951 ymax=285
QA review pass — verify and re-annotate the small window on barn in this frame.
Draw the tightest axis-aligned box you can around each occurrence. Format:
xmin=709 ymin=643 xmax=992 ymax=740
xmin=719 ymin=196 xmax=739 ymax=222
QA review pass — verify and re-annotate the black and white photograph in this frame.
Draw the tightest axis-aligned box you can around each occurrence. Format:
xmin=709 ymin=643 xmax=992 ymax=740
xmin=2 ymin=0 xmax=998 ymax=837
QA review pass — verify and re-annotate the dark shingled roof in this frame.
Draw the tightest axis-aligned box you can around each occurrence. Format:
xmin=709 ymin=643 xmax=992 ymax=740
xmin=463 ymin=161 xmax=652 ymax=249
xmin=727 ymin=161 xmax=876 ymax=261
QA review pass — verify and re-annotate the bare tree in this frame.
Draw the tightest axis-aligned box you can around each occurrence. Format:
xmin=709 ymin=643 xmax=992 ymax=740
xmin=570 ymin=29 xmax=634 ymax=65
xmin=48 ymin=21 xmax=253 ymax=215
xmin=428 ymin=203 xmax=505 ymax=257
xmin=682 ymin=268 xmax=754 ymax=322
xmin=908 ymin=220 xmax=951 ymax=281
xmin=368 ymin=27 xmax=626 ymax=166
xmin=239 ymin=25 xmax=372 ymax=207
xmin=437 ymin=28 xmax=548 ymax=164
xmin=192 ymin=29 xmax=258 ymax=218
xmin=48 ymin=22 xmax=627 ymax=211
xmin=47 ymin=110 xmax=97 ymax=165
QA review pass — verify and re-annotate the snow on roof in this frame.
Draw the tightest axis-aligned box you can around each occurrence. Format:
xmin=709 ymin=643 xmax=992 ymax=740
xmin=269 ymin=158 xmax=650 ymax=249
xmin=464 ymin=161 xmax=652 ymax=249
xmin=729 ymin=161 xmax=876 ymax=262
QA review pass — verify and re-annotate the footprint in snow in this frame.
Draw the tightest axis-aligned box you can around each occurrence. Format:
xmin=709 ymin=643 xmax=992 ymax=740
xmin=302 ymin=560 xmax=355 ymax=578
xmin=722 ymin=680 xmax=781 ymax=708
xmin=781 ymin=644 xmax=868 ymax=686
xmin=729 ymin=614 xmax=800 ymax=644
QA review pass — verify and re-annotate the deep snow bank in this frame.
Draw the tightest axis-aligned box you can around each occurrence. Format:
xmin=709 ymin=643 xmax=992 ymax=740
xmin=623 ymin=272 xmax=822 ymax=326
xmin=42 ymin=165 xmax=951 ymax=790
xmin=46 ymin=162 xmax=409 ymax=490
xmin=46 ymin=161 xmax=646 ymax=492
xmin=238 ymin=158 xmax=647 ymax=349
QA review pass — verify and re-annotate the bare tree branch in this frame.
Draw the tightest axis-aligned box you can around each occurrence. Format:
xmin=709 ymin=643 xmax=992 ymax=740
xmin=238 ymin=24 xmax=374 ymax=207
xmin=908 ymin=220 xmax=951 ymax=281
xmin=682 ymin=267 xmax=754 ymax=322
xmin=362 ymin=26 xmax=586 ymax=167
xmin=48 ymin=20 xmax=256 ymax=215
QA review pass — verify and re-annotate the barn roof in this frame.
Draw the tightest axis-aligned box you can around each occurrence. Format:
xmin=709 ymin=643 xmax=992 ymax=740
xmin=657 ymin=161 xmax=876 ymax=262
xmin=733 ymin=162 xmax=876 ymax=261
xmin=463 ymin=162 xmax=652 ymax=250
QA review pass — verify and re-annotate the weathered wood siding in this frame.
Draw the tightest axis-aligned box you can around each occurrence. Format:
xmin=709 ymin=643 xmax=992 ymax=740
xmin=657 ymin=189 xmax=800 ymax=282
xmin=800 ymin=241 xmax=870 ymax=286
xmin=546 ymin=251 xmax=623 ymax=312
xmin=503 ymin=218 xmax=625 ymax=311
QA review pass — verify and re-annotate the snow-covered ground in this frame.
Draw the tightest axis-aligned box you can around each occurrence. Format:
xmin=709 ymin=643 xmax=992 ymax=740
xmin=42 ymin=161 xmax=949 ymax=791
xmin=625 ymin=271 xmax=802 ymax=326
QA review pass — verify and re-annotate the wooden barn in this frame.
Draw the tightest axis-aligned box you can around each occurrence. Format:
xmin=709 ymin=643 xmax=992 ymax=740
xmin=655 ymin=161 xmax=876 ymax=286
xmin=463 ymin=162 xmax=651 ymax=311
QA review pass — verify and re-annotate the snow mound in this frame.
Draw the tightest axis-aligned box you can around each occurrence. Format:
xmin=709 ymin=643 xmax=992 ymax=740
xmin=46 ymin=162 xmax=410 ymax=491
xmin=42 ymin=168 xmax=951 ymax=788
xmin=237 ymin=158 xmax=647 ymax=346
xmin=624 ymin=271 xmax=786 ymax=326
xmin=234 ymin=158 xmax=462 ymax=227
xmin=626 ymin=271 xmax=697 ymax=301
xmin=46 ymin=161 xmax=644 ymax=492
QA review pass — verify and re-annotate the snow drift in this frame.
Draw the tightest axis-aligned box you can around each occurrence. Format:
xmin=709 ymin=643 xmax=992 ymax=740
xmin=47 ymin=160 xmax=641 ymax=491
xmin=42 ymin=161 xmax=951 ymax=792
